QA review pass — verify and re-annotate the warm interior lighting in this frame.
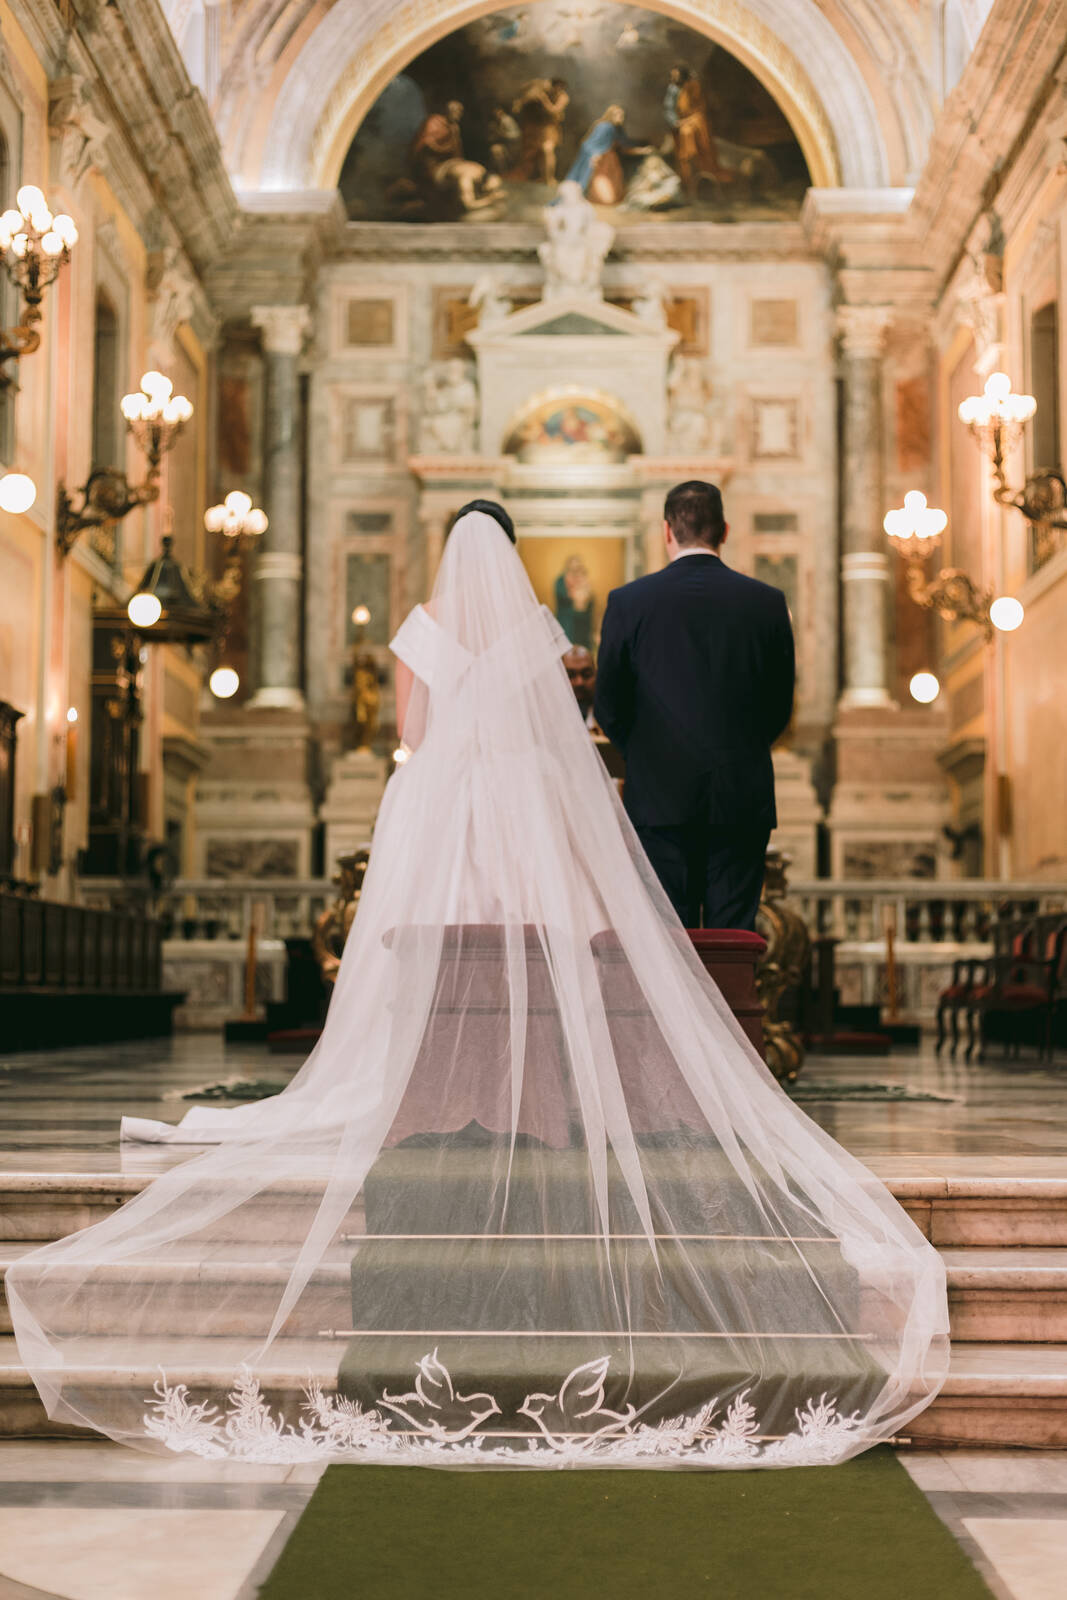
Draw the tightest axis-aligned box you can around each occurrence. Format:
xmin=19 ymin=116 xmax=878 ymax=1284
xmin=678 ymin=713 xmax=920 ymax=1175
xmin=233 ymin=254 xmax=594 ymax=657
xmin=989 ymin=595 xmax=1025 ymax=632
xmin=958 ymin=371 xmax=1037 ymax=430
xmin=209 ymin=666 xmax=240 ymax=700
xmin=127 ymin=591 xmax=163 ymax=628
xmin=0 ymin=472 xmax=37 ymax=513
xmin=909 ymin=671 xmax=940 ymax=705
xmin=65 ymin=706 xmax=78 ymax=724
xmin=352 ymin=605 xmax=372 ymax=626
xmin=883 ymin=490 xmax=947 ymax=547
xmin=392 ymin=745 xmax=410 ymax=765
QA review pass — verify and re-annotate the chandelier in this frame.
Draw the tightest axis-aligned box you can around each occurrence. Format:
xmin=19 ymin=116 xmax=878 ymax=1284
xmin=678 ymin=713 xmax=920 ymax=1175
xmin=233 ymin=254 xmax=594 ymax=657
xmin=0 ymin=186 xmax=77 ymax=380
xmin=883 ymin=489 xmax=1023 ymax=641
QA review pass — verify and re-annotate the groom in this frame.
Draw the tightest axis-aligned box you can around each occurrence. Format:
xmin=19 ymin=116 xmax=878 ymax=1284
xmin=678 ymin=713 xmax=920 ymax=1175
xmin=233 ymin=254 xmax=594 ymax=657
xmin=594 ymin=480 xmax=795 ymax=930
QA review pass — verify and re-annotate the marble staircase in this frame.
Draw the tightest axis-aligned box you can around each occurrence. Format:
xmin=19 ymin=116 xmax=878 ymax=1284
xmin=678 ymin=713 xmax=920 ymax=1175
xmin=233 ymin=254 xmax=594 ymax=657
xmin=0 ymin=1171 xmax=1066 ymax=1447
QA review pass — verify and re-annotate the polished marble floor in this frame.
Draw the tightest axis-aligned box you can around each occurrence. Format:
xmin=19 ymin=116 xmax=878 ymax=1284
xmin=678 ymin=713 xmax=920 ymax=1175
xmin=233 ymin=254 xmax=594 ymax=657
xmin=2 ymin=1032 xmax=1065 ymax=1173
xmin=0 ymin=1034 xmax=1065 ymax=1596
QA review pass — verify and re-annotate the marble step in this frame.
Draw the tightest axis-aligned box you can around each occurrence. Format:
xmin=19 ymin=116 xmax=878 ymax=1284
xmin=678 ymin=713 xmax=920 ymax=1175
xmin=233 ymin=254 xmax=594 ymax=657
xmin=5 ymin=1172 xmax=1067 ymax=1246
xmin=3 ymin=1241 xmax=1067 ymax=1342
xmin=0 ymin=1335 xmax=1065 ymax=1448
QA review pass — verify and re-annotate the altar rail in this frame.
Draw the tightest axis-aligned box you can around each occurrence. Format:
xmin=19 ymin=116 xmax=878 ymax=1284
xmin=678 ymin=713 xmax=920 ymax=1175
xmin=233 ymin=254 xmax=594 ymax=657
xmin=76 ymin=876 xmax=1067 ymax=947
xmin=787 ymin=880 xmax=1067 ymax=944
xmin=73 ymin=876 xmax=1067 ymax=1029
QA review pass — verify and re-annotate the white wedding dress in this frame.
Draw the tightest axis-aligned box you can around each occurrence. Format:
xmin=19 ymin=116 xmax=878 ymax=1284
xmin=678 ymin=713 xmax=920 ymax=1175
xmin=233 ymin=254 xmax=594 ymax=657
xmin=8 ymin=512 xmax=949 ymax=1467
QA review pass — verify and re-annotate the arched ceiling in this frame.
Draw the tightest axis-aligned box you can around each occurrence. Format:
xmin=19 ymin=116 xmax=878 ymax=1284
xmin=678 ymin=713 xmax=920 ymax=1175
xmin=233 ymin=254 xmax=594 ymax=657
xmin=160 ymin=0 xmax=991 ymax=199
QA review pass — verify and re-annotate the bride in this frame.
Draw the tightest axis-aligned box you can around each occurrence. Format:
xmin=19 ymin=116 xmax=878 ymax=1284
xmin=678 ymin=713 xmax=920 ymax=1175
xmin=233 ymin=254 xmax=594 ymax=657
xmin=7 ymin=509 xmax=948 ymax=1466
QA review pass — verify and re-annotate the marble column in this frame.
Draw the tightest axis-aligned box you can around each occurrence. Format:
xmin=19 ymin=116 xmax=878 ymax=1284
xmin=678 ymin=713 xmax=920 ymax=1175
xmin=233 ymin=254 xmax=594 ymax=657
xmin=837 ymin=306 xmax=893 ymax=710
xmin=249 ymin=305 xmax=312 ymax=710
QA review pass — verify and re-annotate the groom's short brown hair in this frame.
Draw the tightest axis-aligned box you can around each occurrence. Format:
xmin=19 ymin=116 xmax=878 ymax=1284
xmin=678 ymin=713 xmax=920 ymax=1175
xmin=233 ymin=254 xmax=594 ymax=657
xmin=664 ymin=481 xmax=726 ymax=547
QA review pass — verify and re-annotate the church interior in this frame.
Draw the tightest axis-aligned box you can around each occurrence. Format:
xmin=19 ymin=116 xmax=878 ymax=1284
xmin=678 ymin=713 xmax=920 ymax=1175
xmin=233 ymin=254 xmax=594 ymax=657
xmin=1 ymin=0 xmax=1067 ymax=1594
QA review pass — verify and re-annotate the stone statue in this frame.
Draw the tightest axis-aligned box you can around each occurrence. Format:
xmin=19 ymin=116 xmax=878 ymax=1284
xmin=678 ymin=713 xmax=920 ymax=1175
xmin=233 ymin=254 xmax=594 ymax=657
xmin=419 ymin=358 xmax=479 ymax=453
xmin=538 ymin=180 xmax=614 ymax=302
xmin=666 ymin=355 xmax=714 ymax=453
xmin=632 ymin=276 xmax=669 ymax=329
xmin=468 ymin=275 xmax=511 ymax=326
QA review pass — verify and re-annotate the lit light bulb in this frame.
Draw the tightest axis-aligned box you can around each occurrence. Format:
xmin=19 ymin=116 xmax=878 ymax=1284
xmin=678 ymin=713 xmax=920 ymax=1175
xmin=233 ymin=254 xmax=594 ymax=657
xmin=909 ymin=671 xmax=940 ymax=705
xmin=989 ymin=595 xmax=1024 ymax=632
xmin=127 ymin=591 xmax=162 ymax=628
xmin=209 ymin=666 xmax=240 ymax=699
xmin=984 ymin=372 xmax=1012 ymax=403
xmin=66 ymin=706 xmax=78 ymax=724
xmin=9 ymin=233 xmax=28 ymax=258
xmin=0 ymin=208 xmax=21 ymax=237
xmin=51 ymin=214 xmax=77 ymax=247
xmin=245 ymin=509 xmax=268 ymax=536
xmin=29 ymin=208 xmax=53 ymax=236
xmin=121 ymin=392 xmax=147 ymax=422
xmin=392 ymin=745 xmax=410 ymax=765
xmin=140 ymin=371 xmax=172 ymax=402
xmin=40 ymin=231 xmax=64 ymax=257
xmin=204 ymin=504 xmax=227 ymax=533
xmin=352 ymin=605 xmax=371 ymax=626
xmin=0 ymin=472 xmax=37 ymax=513
xmin=224 ymin=490 xmax=253 ymax=519
xmin=16 ymin=185 xmax=46 ymax=219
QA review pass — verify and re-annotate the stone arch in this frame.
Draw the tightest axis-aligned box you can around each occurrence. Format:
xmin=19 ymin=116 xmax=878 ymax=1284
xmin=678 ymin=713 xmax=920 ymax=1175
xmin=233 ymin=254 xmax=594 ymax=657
xmin=251 ymin=0 xmax=904 ymax=194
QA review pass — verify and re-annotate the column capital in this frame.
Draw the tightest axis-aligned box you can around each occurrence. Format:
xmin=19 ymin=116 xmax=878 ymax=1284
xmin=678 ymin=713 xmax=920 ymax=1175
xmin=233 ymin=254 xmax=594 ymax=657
xmin=835 ymin=305 xmax=892 ymax=358
xmin=251 ymin=304 xmax=312 ymax=356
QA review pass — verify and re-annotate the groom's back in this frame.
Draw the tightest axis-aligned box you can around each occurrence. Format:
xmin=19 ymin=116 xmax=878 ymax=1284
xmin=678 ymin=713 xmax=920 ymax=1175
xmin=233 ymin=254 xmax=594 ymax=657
xmin=594 ymin=553 xmax=795 ymax=827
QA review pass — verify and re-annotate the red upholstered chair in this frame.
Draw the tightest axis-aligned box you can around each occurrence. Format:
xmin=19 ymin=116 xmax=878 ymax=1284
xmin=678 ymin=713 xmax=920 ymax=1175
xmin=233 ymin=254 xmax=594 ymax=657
xmin=967 ymin=918 xmax=1066 ymax=1061
xmin=936 ymin=915 xmax=1031 ymax=1057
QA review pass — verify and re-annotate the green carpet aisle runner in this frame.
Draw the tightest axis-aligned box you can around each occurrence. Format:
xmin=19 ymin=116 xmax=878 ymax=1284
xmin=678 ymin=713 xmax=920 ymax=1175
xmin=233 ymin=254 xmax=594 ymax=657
xmin=258 ymin=1447 xmax=993 ymax=1600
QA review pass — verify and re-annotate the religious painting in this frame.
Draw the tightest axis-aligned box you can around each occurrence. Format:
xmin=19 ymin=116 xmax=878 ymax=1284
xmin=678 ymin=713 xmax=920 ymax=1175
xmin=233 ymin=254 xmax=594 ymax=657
xmin=503 ymin=388 xmax=641 ymax=461
xmin=340 ymin=2 xmax=811 ymax=225
xmin=518 ymin=536 xmax=627 ymax=650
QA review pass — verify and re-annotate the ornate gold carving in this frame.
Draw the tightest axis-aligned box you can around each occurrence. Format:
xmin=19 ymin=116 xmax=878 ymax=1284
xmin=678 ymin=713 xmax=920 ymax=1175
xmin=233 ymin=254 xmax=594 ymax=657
xmin=312 ymin=850 xmax=370 ymax=984
xmin=756 ymin=850 xmax=810 ymax=1083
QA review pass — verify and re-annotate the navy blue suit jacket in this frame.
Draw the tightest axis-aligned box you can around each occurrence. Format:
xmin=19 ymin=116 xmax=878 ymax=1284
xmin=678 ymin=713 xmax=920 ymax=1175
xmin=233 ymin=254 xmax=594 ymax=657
xmin=593 ymin=553 xmax=795 ymax=828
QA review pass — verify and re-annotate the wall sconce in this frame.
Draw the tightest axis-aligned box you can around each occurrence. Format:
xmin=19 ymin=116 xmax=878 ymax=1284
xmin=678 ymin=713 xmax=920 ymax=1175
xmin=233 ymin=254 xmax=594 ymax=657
xmin=0 ymin=187 xmax=77 ymax=381
xmin=204 ymin=490 xmax=267 ymax=609
xmin=883 ymin=489 xmax=1024 ymax=641
xmin=958 ymin=371 xmax=1065 ymax=557
xmin=56 ymin=371 xmax=194 ymax=557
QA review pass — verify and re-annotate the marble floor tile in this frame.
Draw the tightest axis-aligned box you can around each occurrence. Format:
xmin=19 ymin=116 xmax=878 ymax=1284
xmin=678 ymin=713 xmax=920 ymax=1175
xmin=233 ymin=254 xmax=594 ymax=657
xmin=0 ymin=1441 xmax=293 ymax=1485
xmin=0 ymin=1508 xmax=286 ymax=1600
xmin=962 ymin=1517 xmax=1067 ymax=1600
xmin=934 ymin=1452 xmax=1067 ymax=1495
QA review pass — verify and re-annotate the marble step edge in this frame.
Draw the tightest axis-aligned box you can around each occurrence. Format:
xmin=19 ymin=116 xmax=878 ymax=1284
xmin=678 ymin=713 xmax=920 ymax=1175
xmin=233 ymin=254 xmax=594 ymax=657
xmin=3 ymin=1242 xmax=1067 ymax=1290
xmin=0 ymin=1338 xmax=1064 ymax=1395
xmin=3 ymin=1172 xmax=1067 ymax=1199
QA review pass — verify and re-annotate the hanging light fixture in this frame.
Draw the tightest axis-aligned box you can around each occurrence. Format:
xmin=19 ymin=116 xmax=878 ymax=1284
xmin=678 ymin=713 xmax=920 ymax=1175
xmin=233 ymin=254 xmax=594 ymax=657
xmin=209 ymin=665 xmax=240 ymax=699
xmin=958 ymin=371 xmax=1065 ymax=560
xmin=0 ymin=471 xmax=36 ymax=514
xmin=125 ymin=535 xmax=215 ymax=644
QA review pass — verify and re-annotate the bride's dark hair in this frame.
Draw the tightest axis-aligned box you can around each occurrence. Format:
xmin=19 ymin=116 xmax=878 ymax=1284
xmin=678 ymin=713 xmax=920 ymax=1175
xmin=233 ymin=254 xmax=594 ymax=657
xmin=451 ymin=498 xmax=516 ymax=543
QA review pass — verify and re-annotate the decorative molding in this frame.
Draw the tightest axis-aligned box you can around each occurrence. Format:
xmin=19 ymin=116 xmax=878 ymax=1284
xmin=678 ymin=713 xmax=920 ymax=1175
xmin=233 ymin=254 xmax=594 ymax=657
xmin=251 ymin=304 xmax=312 ymax=356
xmin=835 ymin=305 xmax=892 ymax=358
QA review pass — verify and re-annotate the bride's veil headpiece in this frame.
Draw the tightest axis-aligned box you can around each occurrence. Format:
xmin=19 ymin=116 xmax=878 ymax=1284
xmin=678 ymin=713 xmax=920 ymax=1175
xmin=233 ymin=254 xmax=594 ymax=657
xmin=7 ymin=511 xmax=947 ymax=1466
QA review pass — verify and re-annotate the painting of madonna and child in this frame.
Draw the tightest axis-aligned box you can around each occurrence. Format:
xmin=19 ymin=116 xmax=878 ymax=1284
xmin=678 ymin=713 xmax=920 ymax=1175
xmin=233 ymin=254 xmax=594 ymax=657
xmin=340 ymin=2 xmax=812 ymax=224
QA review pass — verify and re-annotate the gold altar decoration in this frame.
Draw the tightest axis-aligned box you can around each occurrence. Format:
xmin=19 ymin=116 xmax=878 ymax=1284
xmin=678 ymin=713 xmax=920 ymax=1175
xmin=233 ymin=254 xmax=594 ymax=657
xmin=312 ymin=850 xmax=370 ymax=984
xmin=755 ymin=849 xmax=811 ymax=1083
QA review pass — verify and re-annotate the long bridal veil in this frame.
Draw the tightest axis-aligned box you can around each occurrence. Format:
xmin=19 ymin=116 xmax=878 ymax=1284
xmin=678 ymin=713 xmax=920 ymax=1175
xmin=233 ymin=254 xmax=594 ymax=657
xmin=8 ymin=511 xmax=948 ymax=1466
